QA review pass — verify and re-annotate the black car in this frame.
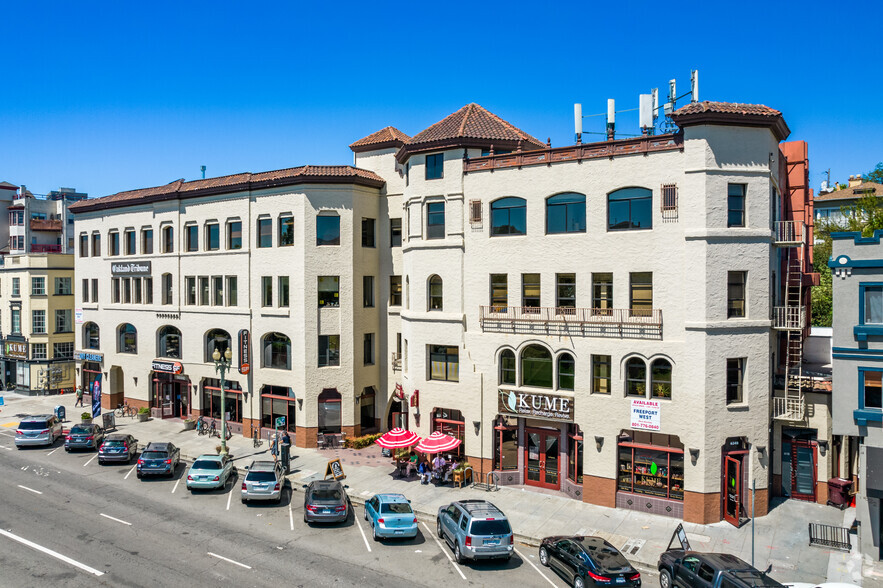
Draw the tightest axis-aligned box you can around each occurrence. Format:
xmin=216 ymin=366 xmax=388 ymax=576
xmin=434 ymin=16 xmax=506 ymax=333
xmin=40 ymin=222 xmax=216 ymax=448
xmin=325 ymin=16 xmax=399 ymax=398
xmin=136 ymin=442 xmax=180 ymax=478
xmin=540 ymin=535 xmax=641 ymax=588
xmin=98 ymin=434 xmax=139 ymax=464
xmin=658 ymin=550 xmax=784 ymax=588
xmin=65 ymin=424 xmax=105 ymax=452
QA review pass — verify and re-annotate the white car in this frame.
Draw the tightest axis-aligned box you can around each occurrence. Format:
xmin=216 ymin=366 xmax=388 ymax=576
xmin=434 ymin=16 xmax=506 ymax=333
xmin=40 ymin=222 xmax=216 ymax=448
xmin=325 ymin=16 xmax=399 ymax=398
xmin=785 ymin=583 xmax=860 ymax=588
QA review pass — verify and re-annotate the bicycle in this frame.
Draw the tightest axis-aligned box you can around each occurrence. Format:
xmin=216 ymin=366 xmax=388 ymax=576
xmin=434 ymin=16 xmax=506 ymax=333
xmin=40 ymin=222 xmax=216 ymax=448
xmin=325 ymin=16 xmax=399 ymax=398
xmin=252 ymin=426 xmax=263 ymax=448
xmin=116 ymin=403 xmax=137 ymax=418
xmin=208 ymin=419 xmax=218 ymax=438
xmin=196 ymin=415 xmax=207 ymax=436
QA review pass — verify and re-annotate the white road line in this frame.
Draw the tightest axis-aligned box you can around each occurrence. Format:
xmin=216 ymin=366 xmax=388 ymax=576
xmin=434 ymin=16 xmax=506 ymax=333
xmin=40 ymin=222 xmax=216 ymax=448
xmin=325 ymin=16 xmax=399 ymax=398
xmin=0 ymin=445 xmax=11 ymax=450
xmin=354 ymin=510 xmax=372 ymax=553
xmin=289 ymin=502 xmax=294 ymax=531
xmin=207 ymin=552 xmax=251 ymax=570
xmin=17 ymin=485 xmax=42 ymax=495
xmin=83 ymin=454 xmax=98 ymax=467
xmin=172 ymin=479 xmax=180 ymax=494
xmin=125 ymin=465 xmax=136 ymax=479
xmin=514 ymin=548 xmax=557 ymax=587
xmin=421 ymin=522 xmax=466 ymax=580
xmin=0 ymin=529 xmax=104 ymax=576
xmin=99 ymin=513 xmax=132 ymax=526
xmin=226 ymin=489 xmax=232 ymax=511
xmin=47 ymin=446 xmax=61 ymax=456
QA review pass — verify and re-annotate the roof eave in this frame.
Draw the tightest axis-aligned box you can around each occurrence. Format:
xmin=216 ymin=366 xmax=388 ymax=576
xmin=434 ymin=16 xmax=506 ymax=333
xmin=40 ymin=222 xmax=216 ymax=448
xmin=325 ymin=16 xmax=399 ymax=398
xmin=350 ymin=140 xmax=407 ymax=154
xmin=395 ymin=137 xmax=543 ymax=164
xmin=672 ymin=112 xmax=791 ymax=142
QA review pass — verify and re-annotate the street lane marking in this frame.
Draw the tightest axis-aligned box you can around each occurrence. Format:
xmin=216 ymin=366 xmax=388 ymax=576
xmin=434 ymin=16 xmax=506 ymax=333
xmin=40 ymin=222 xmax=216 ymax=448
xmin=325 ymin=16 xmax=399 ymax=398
xmin=17 ymin=485 xmax=42 ymax=495
xmin=514 ymin=548 xmax=557 ymax=587
xmin=172 ymin=479 xmax=180 ymax=494
xmin=1 ymin=422 xmax=17 ymax=427
xmin=226 ymin=489 xmax=232 ymax=511
xmin=354 ymin=509 xmax=372 ymax=553
xmin=0 ymin=529 xmax=104 ymax=576
xmin=83 ymin=454 xmax=98 ymax=467
xmin=100 ymin=513 xmax=132 ymax=526
xmin=47 ymin=447 xmax=61 ymax=456
xmin=207 ymin=552 xmax=251 ymax=569
xmin=421 ymin=522 xmax=466 ymax=580
xmin=0 ymin=445 xmax=11 ymax=450
xmin=125 ymin=465 xmax=136 ymax=479
xmin=289 ymin=502 xmax=294 ymax=531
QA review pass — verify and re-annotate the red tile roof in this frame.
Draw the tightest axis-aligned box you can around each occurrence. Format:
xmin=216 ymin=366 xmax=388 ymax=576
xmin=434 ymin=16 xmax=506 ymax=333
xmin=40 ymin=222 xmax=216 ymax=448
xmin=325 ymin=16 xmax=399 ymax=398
xmin=815 ymin=181 xmax=883 ymax=202
xmin=672 ymin=101 xmax=790 ymax=141
xmin=68 ymin=165 xmax=385 ymax=213
xmin=349 ymin=126 xmax=411 ymax=152
xmin=674 ymin=101 xmax=781 ymax=118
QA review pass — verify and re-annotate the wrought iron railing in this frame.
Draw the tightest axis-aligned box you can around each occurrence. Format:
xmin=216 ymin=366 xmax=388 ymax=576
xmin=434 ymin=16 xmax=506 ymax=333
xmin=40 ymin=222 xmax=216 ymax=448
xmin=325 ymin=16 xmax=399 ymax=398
xmin=772 ymin=306 xmax=806 ymax=330
xmin=479 ymin=306 xmax=662 ymax=339
xmin=773 ymin=220 xmax=805 ymax=245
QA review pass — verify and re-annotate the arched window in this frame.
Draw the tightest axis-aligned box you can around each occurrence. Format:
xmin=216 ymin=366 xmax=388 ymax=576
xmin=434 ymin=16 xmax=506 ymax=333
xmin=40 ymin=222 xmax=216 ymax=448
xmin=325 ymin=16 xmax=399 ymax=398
xmin=428 ymin=275 xmax=443 ymax=311
xmin=318 ymin=388 xmax=341 ymax=434
xmin=499 ymin=350 xmax=516 ymax=385
xmin=558 ymin=353 xmax=575 ymax=390
xmin=521 ymin=345 xmax=553 ymax=388
xmin=118 ymin=323 xmax=137 ymax=354
xmin=205 ymin=329 xmax=232 ymax=363
xmin=608 ymin=187 xmax=652 ymax=231
xmin=158 ymin=326 xmax=182 ymax=359
xmin=262 ymin=332 xmax=291 ymax=370
xmin=546 ymin=193 xmax=586 ymax=234
xmin=491 ymin=197 xmax=527 ymax=236
xmin=651 ymin=359 xmax=672 ymax=398
xmin=625 ymin=357 xmax=647 ymax=397
xmin=84 ymin=322 xmax=100 ymax=350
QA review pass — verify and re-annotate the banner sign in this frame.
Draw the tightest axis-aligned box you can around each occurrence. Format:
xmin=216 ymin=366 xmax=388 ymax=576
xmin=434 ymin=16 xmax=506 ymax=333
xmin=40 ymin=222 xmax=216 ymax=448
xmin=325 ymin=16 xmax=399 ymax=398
xmin=111 ymin=261 xmax=152 ymax=276
xmin=238 ymin=329 xmax=250 ymax=375
xmin=75 ymin=308 xmax=84 ymax=324
xmin=77 ymin=351 xmax=103 ymax=362
xmin=325 ymin=458 xmax=346 ymax=481
xmin=630 ymin=399 xmax=661 ymax=431
xmin=4 ymin=340 xmax=28 ymax=360
xmin=498 ymin=389 xmax=574 ymax=422
xmin=151 ymin=360 xmax=183 ymax=374
xmin=91 ymin=373 xmax=102 ymax=418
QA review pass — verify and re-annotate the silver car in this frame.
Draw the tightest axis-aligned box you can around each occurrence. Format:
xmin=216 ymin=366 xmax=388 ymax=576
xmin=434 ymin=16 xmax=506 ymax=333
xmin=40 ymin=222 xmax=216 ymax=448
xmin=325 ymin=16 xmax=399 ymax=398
xmin=241 ymin=460 xmax=285 ymax=504
xmin=15 ymin=415 xmax=64 ymax=448
xmin=436 ymin=499 xmax=514 ymax=563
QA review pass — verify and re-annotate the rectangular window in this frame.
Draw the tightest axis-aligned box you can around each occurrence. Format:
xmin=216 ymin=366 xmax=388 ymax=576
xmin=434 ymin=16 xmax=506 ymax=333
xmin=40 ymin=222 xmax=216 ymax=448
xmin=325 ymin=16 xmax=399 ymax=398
xmin=210 ymin=276 xmax=222 ymax=306
xmin=316 ymin=215 xmax=340 ymax=246
xmin=11 ymin=308 xmax=20 ymax=333
xmin=261 ymin=276 xmax=273 ymax=307
xmin=82 ymin=279 xmax=89 ymax=303
xmin=226 ymin=276 xmax=237 ymax=306
xmin=92 ymin=233 xmax=101 ymax=256
xmin=727 ymin=184 xmax=746 ymax=228
xmin=199 ymin=276 xmax=209 ymax=305
xmin=54 ymin=277 xmax=72 ymax=296
xmin=55 ymin=309 xmax=71 ymax=333
xmin=92 ymin=279 xmax=99 ymax=303
xmin=490 ymin=274 xmax=508 ymax=311
xmin=522 ymin=273 xmax=541 ymax=309
xmin=279 ymin=215 xmax=294 ymax=247
xmin=363 ymin=333 xmax=375 ymax=365
xmin=206 ymin=223 xmax=220 ymax=251
xmin=863 ymin=285 xmax=883 ymax=325
xmin=31 ymin=277 xmax=46 ymax=296
xmin=426 ymin=202 xmax=445 ymax=239
xmin=556 ymin=273 xmax=576 ymax=311
xmin=863 ymin=370 xmax=883 ymax=410
xmin=727 ymin=271 xmax=746 ymax=318
xmin=186 ymin=225 xmax=198 ymax=252
xmin=592 ymin=355 xmax=611 ymax=394
xmin=726 ymin=358 xmax=745 ymax=404
xmin=361 ymin=218 xmax=376 ymax=248
xmin=278 ymin=276 xmax=289 ymax=307
xmin=53 ymin=342 xmax=74 ymax=359
xmin=661 ymin=183 xmax=678 ymax=212
xmin=162 ymin=274 xmax=173 ymax=305
xmin=161 ymin=226 xmax=173 ymax=253
xmin=142 ymin=228 xmax=153 ymax=254
xmin=257 ymin=218 xmax=272 ymax=248
xmin=185 ymin=277 xmax=197 ymax=305
xmin=133 ymin=277 xmax=142 ymax=304
xmin=32 ymin=310 xmax=46 ymax=334
xmin=32 ymin=343 xmax=47 ymax=360
xmin=125 ymin=229 xmax=136 ymax=255
xmin=363 ymin=276 xmax=374 ymax=308
xmin=429 ymin=344 xmax=459 ymax=382
xmin=318 ymin=276 xmax=340 ymax=308
xmin=11 ymin=278 xmax=19 ymax=296
xmin=390 ymin=218 xmax=402 ymax=247
xmin=143 ymin=277 xmax=152 ymax=304
xmin=122 ymin=277 xmax=131 ymax=303
xmin=390 ymin=276 xmax=402 ymax=306
xmin=425 ymin=153 xmax=444 ymax=180
xmin=318 ymin=335 xmax=341 ymax=367
xmin=228 ymin=221 xmax=242 ymax=250
xmin=79 ymin=234 xmax=88 ymax=257
xmin=629 ymin=272 xmax=653 ymax=317
xmin=109 ymin=231 xmax=120 ymax=256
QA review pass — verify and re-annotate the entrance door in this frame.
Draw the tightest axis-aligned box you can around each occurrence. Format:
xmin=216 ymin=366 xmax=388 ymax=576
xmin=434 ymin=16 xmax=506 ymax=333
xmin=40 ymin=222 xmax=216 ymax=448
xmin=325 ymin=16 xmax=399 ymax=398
xmin=724 ymin=456 xmax=741 ymax=526
xmin=161 ymin=383 xmax=175 ymax=418
xmin=525 ymin=429 xmax=560 ymax=490
xmin=792 ymin=440 xmax=817 ymax=501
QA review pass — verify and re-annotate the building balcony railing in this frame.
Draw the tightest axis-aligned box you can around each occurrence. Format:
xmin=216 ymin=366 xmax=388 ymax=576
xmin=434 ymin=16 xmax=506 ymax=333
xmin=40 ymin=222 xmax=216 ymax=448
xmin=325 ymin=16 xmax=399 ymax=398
xmin=30 ymin=244 xmax=63 ymax=253
xmin=391 ymin=352 xmax=401 ymax=371
xmin=772 ymin=306 xmax=805 ymax=330
xmin=773 ymin=221 xmax=805 ymax=246
xmin=30 ymin=219 xmax=63 ymax=231
xmin=479 ymin=306 xmax=662 ymax=339
xmin=772 ymin=395 xmax=805 ymax=421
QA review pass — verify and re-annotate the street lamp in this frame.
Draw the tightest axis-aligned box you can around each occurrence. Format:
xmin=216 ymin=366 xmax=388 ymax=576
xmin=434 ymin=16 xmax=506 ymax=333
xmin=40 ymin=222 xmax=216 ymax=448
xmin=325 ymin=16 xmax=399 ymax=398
xmin=212 ymin=346 xmax=233 ymax=457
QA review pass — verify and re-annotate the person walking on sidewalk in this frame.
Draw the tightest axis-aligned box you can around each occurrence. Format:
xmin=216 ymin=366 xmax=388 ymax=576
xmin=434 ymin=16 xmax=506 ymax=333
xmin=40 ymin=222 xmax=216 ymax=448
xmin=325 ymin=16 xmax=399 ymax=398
xmin=270 ymin=433 xmax=279 ymax=462
xmin=75 ymin=385 xmax=84 ymax=407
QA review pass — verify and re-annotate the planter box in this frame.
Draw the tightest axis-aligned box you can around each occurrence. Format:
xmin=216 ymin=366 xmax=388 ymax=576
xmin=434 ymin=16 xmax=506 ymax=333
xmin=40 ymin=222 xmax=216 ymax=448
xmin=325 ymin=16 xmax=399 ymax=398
xmin=81 ymin=418 xmax=93 ymax=426
xmin=183 ymin=421 xmax=196 ymax=431
xmin=137 ymin=413 xmax=149 ymax=422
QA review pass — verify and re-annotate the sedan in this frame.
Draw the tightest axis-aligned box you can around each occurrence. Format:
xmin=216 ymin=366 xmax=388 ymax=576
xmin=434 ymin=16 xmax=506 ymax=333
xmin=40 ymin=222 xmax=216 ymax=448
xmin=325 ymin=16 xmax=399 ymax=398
xmin=303 ymin=480 xmax=349 ymax=524
xmin=98 ymin=434 xmax=138 ymax=465
xmin=540 ymin=535 xmax=641 ymax=588
xmin=187 ymin=454 xmax=235 ymax=491
xmin=364 ymin=493 xmax=418 ymax=541
xmin=65 ymin=424 xmax=105 ymax=452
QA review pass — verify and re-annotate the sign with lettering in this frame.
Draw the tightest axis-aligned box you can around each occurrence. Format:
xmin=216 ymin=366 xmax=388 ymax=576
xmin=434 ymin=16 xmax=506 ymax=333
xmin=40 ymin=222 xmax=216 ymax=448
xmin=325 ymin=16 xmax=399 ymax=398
xmin=91 ymin=373 xmax=102 ymax=418
xmin=238 ymin=329 xmax=250 ymax=375
xmin=77 ymin=351 xmax=103 ymax=362
xmin=630 ymin=399 xmax=661 ymax=431
xmin=498 ymin=389 xmax=574 ymax=422
xmin=4 ymin=340 xmax=28 ymax=360
xmin=75 ymin=308 xmax=84 ymax=324
xmin=151 ymin=360 xmax=183 ymax=374
xmin=325 ymin=458 xmax=346 ymax=481
xmin=111 ymin=261 xmax=152 ymax=276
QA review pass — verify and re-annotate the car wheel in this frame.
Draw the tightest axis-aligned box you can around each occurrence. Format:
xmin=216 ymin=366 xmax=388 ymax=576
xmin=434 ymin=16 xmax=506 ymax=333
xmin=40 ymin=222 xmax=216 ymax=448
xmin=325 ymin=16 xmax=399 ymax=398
xmin=660 ymin=569 xmax=673 ymax=588
xmin=136 ymin=472 xmax=142 ymax=479
xmin=364 ymin=509 xmax=368 ymax=521
xmin=539 ymin=546 xmax=550 ymax=567
xmin=574 ymin=576 xmax=585 ymax=588
xmin=372 ymin=523 xmax=379 ymax=542
xmin=437 ymin=520 xmax=443 ymax=538
xmin=64 ymin=448 xmax=70 ymax=453
xmin=98 ymin=459 xmax=103 ymax=465
xmin=241 ymin=498 xmax=247 ymax=504
xmin=454 ymin=543 xmax=464 ymax=565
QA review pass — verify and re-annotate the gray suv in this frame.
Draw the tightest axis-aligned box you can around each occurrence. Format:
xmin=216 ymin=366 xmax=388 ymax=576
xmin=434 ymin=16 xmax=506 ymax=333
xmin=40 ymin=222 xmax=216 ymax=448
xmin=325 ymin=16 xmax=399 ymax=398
xmin=241 ymin=460 xmax=285 ymax=504
xmin=436 ymin=499 xmax=514 ymax=563
xmin=15 ymin=415 xmax=64 ymax=448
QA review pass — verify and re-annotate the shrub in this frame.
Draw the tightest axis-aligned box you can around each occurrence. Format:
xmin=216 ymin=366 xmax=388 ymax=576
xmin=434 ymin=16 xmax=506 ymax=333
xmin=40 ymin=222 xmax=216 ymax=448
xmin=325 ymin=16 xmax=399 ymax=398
xmin=343 ymin=432 xmax=383 ymax=450
xmin=81 ymin=412 xmax=92 ymax=420
xmin=137 ymin=407 xmax=150 ymax=415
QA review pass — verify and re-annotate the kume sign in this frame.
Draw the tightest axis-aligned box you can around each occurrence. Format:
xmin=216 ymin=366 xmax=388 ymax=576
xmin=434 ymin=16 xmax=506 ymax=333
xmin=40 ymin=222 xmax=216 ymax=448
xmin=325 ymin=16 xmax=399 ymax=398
xmin=238 ymin=329 xmax=250 ymax=375
xmin=630 ymin=399 xmax=661 ymax=431
xmin=498 ymin=389 xmax=574 ymax=422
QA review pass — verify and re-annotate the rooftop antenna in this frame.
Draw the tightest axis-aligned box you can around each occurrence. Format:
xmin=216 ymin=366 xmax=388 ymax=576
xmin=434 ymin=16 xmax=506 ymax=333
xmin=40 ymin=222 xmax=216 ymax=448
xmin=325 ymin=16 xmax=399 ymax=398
xmin=200 ymin=165 xmax=206 ymax=179
xmin=574 ymin=103 xmax=583 ymax=144
xmin=691 ymin=69 xmax=699 ymax=103
xmin=606 ymin=99 xmax=615 ymax=141
xmin=639 ymin=94 xmax=653 ymax=135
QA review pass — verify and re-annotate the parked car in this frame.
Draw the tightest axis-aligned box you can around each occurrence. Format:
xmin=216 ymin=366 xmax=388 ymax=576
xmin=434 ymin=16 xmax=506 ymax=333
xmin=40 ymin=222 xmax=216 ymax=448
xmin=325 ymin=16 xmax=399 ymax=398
xmin=539 ymin=535 xmax=641 ymax=588
xmin=436 ymin=499 xmax=513 ymax=564
xmin=303 ymin=480 xmax=349 ymax=523
xmin=241 ymin=460 xmax=285 ymax=504
xmin=98 ymin=434 xmax=139 ymax=464
xmin=15 ymin=415 xmax=64 ymax=448
xmin=364 ymin=493 xmax=418 ymax=540
xmin=658 ymin=550 xmax=785 ymax=588
xmin=136 ymin=442 xmax=180 ymax=478
xmin=187 ymin=454 xmax=235 ymax=491
xmin=65 ymin=423 xmax=105 ymax=452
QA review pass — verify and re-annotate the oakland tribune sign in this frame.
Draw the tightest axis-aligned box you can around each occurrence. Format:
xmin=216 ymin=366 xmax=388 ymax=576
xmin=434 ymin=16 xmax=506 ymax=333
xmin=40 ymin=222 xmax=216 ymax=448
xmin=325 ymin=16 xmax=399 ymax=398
xmin=111 ymin=261 xmax=152 ymax=276
xmin=498 ymin=389 xmax=574 ymax=422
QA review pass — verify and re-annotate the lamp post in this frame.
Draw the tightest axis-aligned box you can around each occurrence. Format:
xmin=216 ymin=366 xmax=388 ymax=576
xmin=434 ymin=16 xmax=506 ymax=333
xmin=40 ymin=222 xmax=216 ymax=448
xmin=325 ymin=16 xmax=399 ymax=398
xmin=212 ymin=346 xmax=233 ymax=457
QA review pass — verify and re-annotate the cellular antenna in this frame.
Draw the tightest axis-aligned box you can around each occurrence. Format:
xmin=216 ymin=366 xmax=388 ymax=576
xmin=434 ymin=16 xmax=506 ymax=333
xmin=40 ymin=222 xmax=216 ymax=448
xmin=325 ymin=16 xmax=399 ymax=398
xmin=607 ymin=99 xmax=615 ymax=141
xmin=574 ymin=103 xmax=583 ymax=143
xmin=639 ymin=94 xmax=653 ymax=135
xmin=200 ymin=165 xmax=206 ymax=179
xmin=691 ymin=70 xmax=699 ymax=103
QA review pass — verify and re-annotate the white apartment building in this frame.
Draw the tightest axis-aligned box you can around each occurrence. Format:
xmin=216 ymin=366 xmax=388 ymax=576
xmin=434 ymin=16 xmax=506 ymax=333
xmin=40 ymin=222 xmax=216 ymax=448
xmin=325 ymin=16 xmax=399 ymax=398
xmin=72 ymin=101 xmax=811 ymax=524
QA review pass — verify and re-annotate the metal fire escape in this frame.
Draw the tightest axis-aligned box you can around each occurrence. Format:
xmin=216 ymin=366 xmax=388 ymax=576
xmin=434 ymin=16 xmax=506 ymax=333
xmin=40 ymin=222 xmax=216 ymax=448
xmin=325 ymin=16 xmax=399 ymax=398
xmin=772 ymin=220 xmax=806 ymax=421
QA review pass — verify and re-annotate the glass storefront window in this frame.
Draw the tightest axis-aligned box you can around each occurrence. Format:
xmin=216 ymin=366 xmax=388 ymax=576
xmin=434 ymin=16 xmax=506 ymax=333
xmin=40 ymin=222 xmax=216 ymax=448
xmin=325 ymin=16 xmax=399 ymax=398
xmin=493 ymin=416 xmax=518 ymax=471
xmin=617 ymin=432 xmax=683 ymax=501
xmin=260 ymin=386 xmax=296 ymax=432
xmin=201 ymin=378 xmax=242 ymax=422
xmin=567 ymin=426 xmax=583 ymax=483
xmin=318 ymin=388 xmax=341 ymax=434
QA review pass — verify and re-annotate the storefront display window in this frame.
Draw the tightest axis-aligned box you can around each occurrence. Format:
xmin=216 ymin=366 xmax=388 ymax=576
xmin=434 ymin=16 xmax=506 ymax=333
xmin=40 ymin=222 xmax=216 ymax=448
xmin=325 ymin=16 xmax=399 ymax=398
xmin=360 ymin=387 xmax=376 ymax=432
xmin=318 ymin=388 xmax=341 ymax=434
xmin=260 ymin=385 xmax=296 ymax=432
xmin=567 ymin=425 xmax=583 ymax=483
xmin=201 ymin=378 xmax=242 ymax=422
xmin=432 ymin=407 xmax=464 ymax=457
xmin=617 ymin=431 xmax=684 ymax=501
xmin=494 ymin=417 xmax=519 ymax=471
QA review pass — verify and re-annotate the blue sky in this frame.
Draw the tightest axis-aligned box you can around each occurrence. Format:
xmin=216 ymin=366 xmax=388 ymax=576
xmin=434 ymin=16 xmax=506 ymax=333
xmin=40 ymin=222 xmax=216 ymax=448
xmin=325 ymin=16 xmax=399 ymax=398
xmin=1 ymin=0 xmax=880 ymax=197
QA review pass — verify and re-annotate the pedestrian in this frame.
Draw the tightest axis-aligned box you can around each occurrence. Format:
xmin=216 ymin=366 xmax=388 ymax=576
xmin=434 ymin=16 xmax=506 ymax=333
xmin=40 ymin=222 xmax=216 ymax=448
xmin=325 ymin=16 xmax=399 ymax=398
xmin=75 ymin=385 xmax=84 ymax=407
xmin=418 ymin=460 xmax=431 ymax=485
xmin=282 ymin=431 xmax=291 ymax=447
xmin=270 ymin=433 xmax=279 ymax=461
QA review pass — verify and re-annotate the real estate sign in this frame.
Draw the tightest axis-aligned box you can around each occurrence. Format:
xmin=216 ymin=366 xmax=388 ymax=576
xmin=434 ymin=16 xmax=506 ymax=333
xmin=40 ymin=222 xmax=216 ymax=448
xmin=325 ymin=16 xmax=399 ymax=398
xmin=630 ymin=399 xmax=660 ymax=431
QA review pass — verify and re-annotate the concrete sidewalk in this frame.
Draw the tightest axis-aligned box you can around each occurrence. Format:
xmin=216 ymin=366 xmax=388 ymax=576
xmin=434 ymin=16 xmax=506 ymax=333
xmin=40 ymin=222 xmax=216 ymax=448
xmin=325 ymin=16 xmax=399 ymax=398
xmin=0 ymin=391 xmax=868 ymax=585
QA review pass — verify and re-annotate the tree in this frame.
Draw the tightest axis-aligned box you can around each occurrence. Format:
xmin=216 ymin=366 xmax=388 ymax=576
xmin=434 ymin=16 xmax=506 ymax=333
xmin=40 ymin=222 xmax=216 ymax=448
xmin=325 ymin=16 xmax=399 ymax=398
xmin=864 ymin=162 xmax=883 ymax=185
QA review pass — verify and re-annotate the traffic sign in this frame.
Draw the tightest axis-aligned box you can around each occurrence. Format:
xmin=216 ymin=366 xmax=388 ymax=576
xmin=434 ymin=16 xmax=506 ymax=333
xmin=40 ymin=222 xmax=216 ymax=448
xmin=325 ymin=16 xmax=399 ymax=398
xmin=275 ymin=416 xmax=286 ymax=428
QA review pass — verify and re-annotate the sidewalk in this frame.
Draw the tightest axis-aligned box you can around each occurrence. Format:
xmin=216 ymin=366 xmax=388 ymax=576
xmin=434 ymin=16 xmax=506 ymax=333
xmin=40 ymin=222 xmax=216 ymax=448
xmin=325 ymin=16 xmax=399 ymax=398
xmin=0 ymin=391 xmax=864 ymax=584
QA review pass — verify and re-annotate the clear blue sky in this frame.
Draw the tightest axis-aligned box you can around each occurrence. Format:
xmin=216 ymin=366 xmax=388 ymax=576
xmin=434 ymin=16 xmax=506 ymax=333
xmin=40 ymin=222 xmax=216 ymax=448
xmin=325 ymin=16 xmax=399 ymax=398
xmin=2 ymin=0 xmax=880 ymax=198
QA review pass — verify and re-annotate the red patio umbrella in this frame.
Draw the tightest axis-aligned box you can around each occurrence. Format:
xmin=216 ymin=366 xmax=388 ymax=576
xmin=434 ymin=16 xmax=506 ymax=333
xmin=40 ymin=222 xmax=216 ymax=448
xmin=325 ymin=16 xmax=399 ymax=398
xmin=375 ymin=427 xmax=421 ymax=449
xmin=414 ymin=431 xmax=461 ymax=454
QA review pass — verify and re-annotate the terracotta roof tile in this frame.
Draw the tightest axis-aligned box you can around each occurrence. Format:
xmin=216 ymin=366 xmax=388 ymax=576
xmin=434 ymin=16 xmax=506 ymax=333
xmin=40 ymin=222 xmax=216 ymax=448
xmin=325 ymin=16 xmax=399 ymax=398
xmin=815 ymin=181 xmax=883 ymax=202
xmin=671 ymin=101 xmax=790 ymax=141
xmin=406 ymin=103 xmax=545 ymax=151
xmin=349 ymin=126 xmax=411 ymax=152
xmin=673 ymin=101 xmax=782 ymax=117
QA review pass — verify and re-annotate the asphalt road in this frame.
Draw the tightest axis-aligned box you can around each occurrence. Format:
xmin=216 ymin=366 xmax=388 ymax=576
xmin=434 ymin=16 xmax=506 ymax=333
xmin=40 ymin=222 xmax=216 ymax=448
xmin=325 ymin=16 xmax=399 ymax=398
xmin=0 ymin=429 xmax=658 ymax=587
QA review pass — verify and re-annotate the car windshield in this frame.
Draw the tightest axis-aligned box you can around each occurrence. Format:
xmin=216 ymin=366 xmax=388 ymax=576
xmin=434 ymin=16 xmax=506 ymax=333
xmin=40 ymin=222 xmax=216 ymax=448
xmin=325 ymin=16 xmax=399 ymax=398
xmin=104 ymin=440 xmax=126 ymax=446
xmin=141 ymin=451 xmax=167 ymax=459
xmin=19 ymin=421 xmax=48 ymax=430
xmin=70 ymin=425 xmax=92 ymax=434
xmin=469 ymin=520 xmax=512 ymax=535
xmin=311 ymin=488 xmax=343 ymax=501
xmin=192 ymin=460 xmax=222 ymax=470
xmin=246 ymin=471 xmax=277 ymax=482
xmin=381 ymin=503 xmax=412 ymax=514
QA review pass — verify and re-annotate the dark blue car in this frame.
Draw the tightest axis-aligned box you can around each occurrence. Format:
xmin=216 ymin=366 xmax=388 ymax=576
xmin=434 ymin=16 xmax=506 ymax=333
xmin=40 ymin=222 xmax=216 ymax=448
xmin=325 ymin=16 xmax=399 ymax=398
xmin=137 ymin=442 xmax=180 ymax=478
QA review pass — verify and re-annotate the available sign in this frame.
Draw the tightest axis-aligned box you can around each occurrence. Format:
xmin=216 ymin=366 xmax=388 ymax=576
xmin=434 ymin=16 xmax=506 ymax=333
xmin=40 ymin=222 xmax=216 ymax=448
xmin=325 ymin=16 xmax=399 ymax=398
xmin=111 ymin=261 xmax=152 ymax=276
xmin=630 ymin=399 xmax=661 ymax=431
xmin=151 ymin=360 xmax=183 ymax=374
xmin=4 ymin=340 xmax=28 ymax=360
xmin=238 ymin=329 xmax=250 ymax=375
xmin=498 ymin=389 xmax=574 ymax=422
